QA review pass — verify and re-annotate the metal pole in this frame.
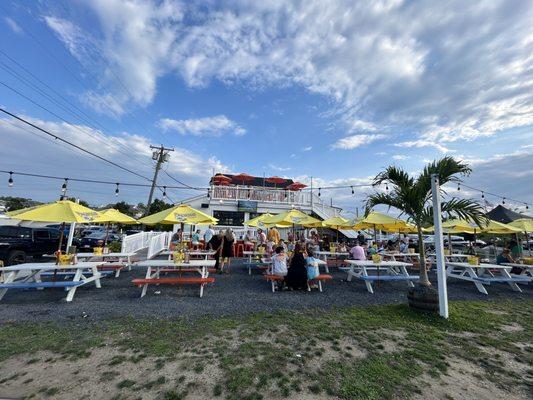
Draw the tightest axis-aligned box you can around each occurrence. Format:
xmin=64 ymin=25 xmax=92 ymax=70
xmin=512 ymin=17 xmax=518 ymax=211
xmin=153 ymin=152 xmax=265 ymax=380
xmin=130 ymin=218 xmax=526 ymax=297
xmin=430 ymin=174 xmax=448 ymax=319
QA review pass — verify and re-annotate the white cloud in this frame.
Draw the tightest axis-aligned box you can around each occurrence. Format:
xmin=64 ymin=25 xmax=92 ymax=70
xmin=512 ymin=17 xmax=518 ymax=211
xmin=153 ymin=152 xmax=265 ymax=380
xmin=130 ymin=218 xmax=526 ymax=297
xmin=43 ymin=1 xmax=533 ymax=148
xmin=159 ymin=115 xmax=246 ymax=137
xmin=331 ymin=134 xmax=387 ymax=150
xmin=394 ymin=140 xmax=453 ymax=153
xmin=4 ymin=17 xmax=22 ymax=34
xmin=0 ymin=115 xmax=228 ymax=203
xmin=268 ymin=163 xmax=291 ymax=172
xmin=302 ymin=146 xmax=312 ymax=152
xmin=392 ymin=154 xmax=409 ymax=160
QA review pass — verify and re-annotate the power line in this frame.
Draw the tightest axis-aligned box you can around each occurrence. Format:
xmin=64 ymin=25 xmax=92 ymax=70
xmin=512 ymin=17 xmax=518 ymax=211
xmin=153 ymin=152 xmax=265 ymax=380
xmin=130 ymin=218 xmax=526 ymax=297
xmin=0 ymin=107 xmax=153 ymax=182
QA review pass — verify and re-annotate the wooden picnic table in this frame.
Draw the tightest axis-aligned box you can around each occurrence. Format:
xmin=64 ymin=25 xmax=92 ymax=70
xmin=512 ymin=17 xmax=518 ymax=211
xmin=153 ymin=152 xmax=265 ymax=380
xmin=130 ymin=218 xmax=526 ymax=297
xmin=0 ymin=262 xmax=103 ymax=302
xmin=133 ymin=259 xmax=216 ymax=298
xmin=76 ymin=252 xmax=136 ymax=277
xmin=315 ymin=251 xmax=349 ymax=273
xmin=446 ymin=262 xmax=531 ymax=294
xmin=345 ymin=260 xmax=418 ymax=294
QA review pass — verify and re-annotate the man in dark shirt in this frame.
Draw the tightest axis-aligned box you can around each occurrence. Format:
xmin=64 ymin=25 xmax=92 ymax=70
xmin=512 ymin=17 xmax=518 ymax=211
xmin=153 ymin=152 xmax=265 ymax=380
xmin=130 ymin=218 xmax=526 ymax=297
xmin=208 ymin=231 xmax=224 ymax=271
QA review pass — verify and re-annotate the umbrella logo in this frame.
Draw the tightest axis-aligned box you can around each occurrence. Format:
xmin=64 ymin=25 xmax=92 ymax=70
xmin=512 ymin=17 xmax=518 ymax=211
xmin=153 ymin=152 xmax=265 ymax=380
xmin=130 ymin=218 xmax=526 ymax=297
xmin=290 ymin=217 xmax=303 ymax=223
xmin=75 ymin=212 xmax=99 ymax=221
xmin=173 ymin=212 xmax=197 ymax=222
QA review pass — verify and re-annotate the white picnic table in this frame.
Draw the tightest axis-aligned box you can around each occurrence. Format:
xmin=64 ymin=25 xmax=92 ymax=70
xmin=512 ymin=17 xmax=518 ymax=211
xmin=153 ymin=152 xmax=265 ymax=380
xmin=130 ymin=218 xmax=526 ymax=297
xmin=243 ymin=250 xmax=268 ymax=264
xmin=345 ymin=260 xmax=418 ymax=294
xmin=133 ymin=259 xmax=216 ymax=297
xmin=315 ymin=251 xmax=349 ymax=273
xmin=0 ymin=262 xmax=103 ymax=302
xmin=76 ymin=252 xmax=136 ymax=276
xmin=259 ymin=257 xmax=327 ymax=273
xmin=159 ymin=250 xmax=215 ymax=261
xmin=446 ymin=262 xmax=531 ymax=294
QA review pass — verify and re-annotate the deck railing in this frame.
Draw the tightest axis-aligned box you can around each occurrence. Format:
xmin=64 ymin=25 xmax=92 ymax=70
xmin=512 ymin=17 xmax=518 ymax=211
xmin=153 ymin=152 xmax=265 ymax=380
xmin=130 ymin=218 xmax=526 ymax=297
xmin=211 ymin=186 xmax=313 ymax=205
xmin=121 ymin=231 xmax=161 ymax=254
xmin=147 ymin=232 xmax=172 ymax=259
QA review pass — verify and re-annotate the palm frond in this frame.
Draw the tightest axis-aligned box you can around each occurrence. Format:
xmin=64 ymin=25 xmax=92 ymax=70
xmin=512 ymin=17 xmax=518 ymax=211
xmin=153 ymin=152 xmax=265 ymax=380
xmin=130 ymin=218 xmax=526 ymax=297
xmin=423 ymin=198 xmax=486 ymax=227
xmin=364 ymin=193 xmax=406 ymax=216
xmin=373 ymin=165 xmax=414 ymax=188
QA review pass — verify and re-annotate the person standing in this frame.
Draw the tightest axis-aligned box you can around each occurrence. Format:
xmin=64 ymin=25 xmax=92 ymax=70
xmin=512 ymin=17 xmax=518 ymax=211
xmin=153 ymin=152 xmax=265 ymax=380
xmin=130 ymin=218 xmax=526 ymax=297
xmin=268 ymin=226 xmax=280 ymax=244
xmin=203 ymin=225 xmax=215 ymax=249
xmin=221 ymin=228 xmax=235 ymax=273
xmin=208 ymin=231 xmax=224 ymax=272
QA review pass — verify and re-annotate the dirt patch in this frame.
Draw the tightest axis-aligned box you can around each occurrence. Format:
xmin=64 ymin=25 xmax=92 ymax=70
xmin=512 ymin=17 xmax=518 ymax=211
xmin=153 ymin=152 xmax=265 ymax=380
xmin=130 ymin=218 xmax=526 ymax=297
xmin=500 ymin=323 xmax=524 ymax=332
xmin=412 ymin=358 xmax=530 ymax=400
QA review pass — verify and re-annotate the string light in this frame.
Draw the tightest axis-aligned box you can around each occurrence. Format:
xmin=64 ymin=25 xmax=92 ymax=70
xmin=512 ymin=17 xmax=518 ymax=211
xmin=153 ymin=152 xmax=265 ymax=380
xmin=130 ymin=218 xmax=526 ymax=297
xmin=457 ymin=183 xmax=460 ymax=191
xmin=526 ymin=203 xmax=529 ymax=210
xmin=385 ymin=184 xmax=389 ymax=191
xmin=481 ymin=191 xmax=484 ymax=199
xmin=318 ymin=188 xmax=321 ymax=197
xmin=351 ymin=186 xmax=354 ymax=195
xmin=163 ymin=186 xmax=167 ymax=200
xmin=8 ymin=171 xmax=13 ymax=187
xmin=502 ymin=197 xmax=505 ymax=205
xmin=61 ymin=178 xmax=68 ymax=194
xmin=207 ymin=189 xmax=211 ymax=198
xmin=115 ymin=183 xmax=120 ymax=196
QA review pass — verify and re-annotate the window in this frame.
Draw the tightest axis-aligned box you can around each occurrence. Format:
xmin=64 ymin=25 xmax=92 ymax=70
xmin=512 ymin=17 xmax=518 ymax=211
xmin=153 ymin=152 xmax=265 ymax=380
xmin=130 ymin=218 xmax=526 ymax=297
xmin=0 ymin=227 xmax=31 ymax=238
xmin=33 ymin=230 xmax=50 ymax=239
xmin=213 ymin=211 xmax=245 ymax=226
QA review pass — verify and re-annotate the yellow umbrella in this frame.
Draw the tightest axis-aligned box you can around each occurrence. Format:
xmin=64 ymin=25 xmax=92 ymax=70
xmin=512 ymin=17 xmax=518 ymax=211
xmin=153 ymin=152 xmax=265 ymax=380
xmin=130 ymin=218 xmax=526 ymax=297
xmin=427 ymin=218 xmax=478 ymax=234
xmin=321 ymin=216 xmax=352 ymax=229
xmin=508 ymin=218 xmax=533 ymax=232
xmin=244 ymin=213 xmax=284 ymax=228
xmin=481 ymin=219 xmax=521 ymax=234
xmin=351 ymin=211 xmax=413 ymax=244
xmin=263 ymin=209 xmax=321 ymax=227
xmin=138 ymin=204 xmax=217 ymax=225
xmin=10 ymin=200 xmax=104 ymax=223
xmin=97 ymin=208 xmax=138 ymax=225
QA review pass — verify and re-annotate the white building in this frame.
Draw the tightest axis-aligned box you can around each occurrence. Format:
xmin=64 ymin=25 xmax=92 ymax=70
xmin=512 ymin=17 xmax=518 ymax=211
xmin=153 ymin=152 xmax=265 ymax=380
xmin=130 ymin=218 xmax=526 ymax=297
xmin=180 ymin=174 xmax=357 ymax=239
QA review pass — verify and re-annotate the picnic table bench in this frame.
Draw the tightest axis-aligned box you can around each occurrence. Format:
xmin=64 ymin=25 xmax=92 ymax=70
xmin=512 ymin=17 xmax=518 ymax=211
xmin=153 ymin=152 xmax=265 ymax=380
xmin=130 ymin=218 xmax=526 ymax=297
xmin=76 ymin=252 xmax=136 ymax=277
xmin=264 ymin=274 xmax=333 ymax=292
xmin=345 ymin=260 xmax=416 ymax=294
xmin=133 ymin=259 xmax=216 ymax=298
xmin=0 ymin=262 xmax=103 ymax=302
xmin=446 ymin=262 xmax=531 ymax=294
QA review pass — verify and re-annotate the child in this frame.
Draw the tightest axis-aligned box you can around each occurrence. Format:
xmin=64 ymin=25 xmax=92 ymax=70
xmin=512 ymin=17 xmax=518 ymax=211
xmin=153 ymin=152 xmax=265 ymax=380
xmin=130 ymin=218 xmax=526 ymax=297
xmin=306 ymin=249 xmax=320 ymax=288
xmin=271 ymin=246 xmax=288 ymax=290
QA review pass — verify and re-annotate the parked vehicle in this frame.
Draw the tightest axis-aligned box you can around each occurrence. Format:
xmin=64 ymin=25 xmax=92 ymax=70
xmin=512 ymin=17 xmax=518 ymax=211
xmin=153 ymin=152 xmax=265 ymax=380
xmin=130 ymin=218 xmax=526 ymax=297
xmin=81 ymin=226 xmax=106 ymax=237
xmin=79 ymin=232 xmax=121 ymax=251
xmin=0 ymin=226 xmax=78 ymax=265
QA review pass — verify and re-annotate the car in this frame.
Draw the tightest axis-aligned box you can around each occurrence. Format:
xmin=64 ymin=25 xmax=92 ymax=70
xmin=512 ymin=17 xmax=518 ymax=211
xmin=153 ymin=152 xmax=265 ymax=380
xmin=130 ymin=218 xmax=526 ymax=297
xmin=79 ymin=232 xmax=121 ymax=251
xmin=0 ymin=226 xmax=79 ymax=265
xmin=81 ymin=226 xmax=106 ymax=237
xmin=124 ymin=229 xmax=142 ymax=236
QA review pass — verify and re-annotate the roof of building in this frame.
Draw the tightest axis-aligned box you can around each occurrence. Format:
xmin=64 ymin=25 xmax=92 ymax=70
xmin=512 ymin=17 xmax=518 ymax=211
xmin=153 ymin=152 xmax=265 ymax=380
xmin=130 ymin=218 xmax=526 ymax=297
xmin=210 ymin=173 xmax=294 ymax=189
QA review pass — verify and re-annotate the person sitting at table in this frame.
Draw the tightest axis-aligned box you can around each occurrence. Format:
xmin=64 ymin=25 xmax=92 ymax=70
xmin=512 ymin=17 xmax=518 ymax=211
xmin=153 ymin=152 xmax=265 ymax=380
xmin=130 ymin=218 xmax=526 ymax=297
xmin=349 ymin=241 xmax=366 ymax=260
xmin=306 ymin=249 xmax=320 ymax=288
xmin=191 ymin=229 xmax=201 ymax=249
xmin=367 ymin=241 xmax=378 ymax=256
xmin=208 ymin=231 xmax=224 ymax=272
xmin=496 ymin=247 xmax=515 ymax=265
xmin=279 ymin=239 xmax=288 ymax=253
xmin=509 ymin=239 xmax=523 ymax=260
xmin=399 ymin=238 xmax=409 ymax=254
xmin=244 ymin=229 xmax=255 ymax=251
xmin=271 ymin=246 xmax=289 ymax=290
xmin=285 ymin=244 xmax=308 ymax=290
xmin=257 ymin=228 xmax=267 ymax=248
xmin=338 ymin=241 xmax=347 ymax=252
xmin=171 ymin=228 xmax=183 ymax=244
xmin=386 ymin=240 xmax=396 ymax=252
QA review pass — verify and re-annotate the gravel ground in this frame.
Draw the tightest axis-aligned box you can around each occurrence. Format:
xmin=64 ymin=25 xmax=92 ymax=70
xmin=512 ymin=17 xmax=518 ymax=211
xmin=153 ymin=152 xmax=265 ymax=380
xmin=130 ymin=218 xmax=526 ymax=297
xmin=1 ymin=258 xmax=531 ymax=324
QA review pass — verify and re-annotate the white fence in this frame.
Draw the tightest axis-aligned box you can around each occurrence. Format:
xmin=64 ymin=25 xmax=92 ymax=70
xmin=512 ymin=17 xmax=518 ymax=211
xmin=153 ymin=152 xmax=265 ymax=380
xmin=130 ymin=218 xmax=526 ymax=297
xmin=121 ymin=231 xmax=161 ymax=254
xmin=147 ymin=232 xmax=172 ymax=259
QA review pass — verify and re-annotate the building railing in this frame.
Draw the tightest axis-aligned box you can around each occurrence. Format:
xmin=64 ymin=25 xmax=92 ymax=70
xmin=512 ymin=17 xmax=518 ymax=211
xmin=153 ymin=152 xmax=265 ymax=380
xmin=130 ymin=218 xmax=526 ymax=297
xmin=147 ymin=232 xmax=172 ymax=259
xmin=211 ymin=186 xmax=313 ymax=205
xmin=121 ymin=231 xmax=161 ymax=254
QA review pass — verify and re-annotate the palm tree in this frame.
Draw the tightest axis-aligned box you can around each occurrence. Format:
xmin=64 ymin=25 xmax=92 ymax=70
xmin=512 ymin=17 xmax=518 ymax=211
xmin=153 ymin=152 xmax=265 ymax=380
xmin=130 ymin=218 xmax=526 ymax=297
xmin=365 ymin=156 xmax=485 ymax=287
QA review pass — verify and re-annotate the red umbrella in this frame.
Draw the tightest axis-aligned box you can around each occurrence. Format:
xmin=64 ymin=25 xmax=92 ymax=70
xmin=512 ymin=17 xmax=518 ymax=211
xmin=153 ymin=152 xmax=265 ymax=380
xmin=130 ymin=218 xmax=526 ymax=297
xmin=212 ymin=174 xmax=232 ymax=185
xmin=233 ymin=173 xmax=254 ymax=185
xmin=287 ymin=182 xmax=307 ymax=191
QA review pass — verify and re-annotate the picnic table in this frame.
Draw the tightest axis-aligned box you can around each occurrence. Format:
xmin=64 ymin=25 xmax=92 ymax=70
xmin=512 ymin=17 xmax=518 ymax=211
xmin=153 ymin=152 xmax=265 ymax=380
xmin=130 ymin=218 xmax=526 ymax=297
xmin=446 ymin=262 xmax=531 ymax=294
xmin=0 ymin=262 xmax=103 ymax=302
xmin=76 ymin=252 xmax=136 ymax=277
xmin=315 ymin=251 xmax=349 ymax=273
xmin=159 ymin=250 xmax=215 ymax=261
xmin=345 ymin=260 xmax=418 ymax=294
xmin=132 ymin=259 xmax=216 ymax=298
xmin=259 ymin=257 xmax=332 ymax=292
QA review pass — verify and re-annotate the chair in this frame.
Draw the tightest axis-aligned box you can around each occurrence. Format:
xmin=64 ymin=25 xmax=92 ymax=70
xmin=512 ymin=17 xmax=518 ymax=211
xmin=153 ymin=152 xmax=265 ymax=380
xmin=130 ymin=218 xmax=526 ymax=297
xmin=235 ymin=243 xmax=244 ymax=258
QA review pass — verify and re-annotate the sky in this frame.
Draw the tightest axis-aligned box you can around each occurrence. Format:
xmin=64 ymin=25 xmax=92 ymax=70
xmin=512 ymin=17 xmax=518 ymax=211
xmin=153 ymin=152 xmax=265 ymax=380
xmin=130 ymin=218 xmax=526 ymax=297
xmin=0 ymin=0 xmax=532 ymax=215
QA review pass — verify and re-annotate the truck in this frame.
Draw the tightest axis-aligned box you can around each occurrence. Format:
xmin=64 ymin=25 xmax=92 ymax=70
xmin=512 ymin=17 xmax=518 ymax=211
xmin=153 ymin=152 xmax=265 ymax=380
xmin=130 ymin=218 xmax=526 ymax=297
xmin=0 ymin=226 xmax=76 ymax=265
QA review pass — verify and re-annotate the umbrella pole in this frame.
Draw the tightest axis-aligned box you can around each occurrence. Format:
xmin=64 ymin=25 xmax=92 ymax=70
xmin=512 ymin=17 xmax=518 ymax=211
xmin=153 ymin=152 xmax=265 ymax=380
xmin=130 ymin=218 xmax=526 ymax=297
xmin=104 ymin=222 xmax=110 ymax=248
xmin=526 ymin=230 xmax=530 ymax=257
xmin=56 ymin=222 xmax=65 ymax=265
xmin=448 ymin=232 xmax=452 ymax=254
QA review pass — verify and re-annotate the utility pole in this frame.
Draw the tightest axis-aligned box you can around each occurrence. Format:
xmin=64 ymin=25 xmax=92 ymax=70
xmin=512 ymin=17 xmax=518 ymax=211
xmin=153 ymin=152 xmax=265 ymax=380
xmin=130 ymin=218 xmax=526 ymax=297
xmin=147 ymin=145 xmax=174 ymax=209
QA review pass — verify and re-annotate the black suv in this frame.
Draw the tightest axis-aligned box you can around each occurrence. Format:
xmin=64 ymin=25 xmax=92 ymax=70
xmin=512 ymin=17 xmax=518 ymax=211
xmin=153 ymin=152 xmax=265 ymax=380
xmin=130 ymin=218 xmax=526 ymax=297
xmin=0 ymin=226 xmax=75 ymax=265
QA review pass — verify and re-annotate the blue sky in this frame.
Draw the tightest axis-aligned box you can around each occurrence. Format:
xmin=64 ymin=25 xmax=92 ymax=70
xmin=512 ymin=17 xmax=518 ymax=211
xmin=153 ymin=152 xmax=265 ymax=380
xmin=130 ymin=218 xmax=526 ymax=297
xmin=0 ymin=0 xmax=532 ymax=214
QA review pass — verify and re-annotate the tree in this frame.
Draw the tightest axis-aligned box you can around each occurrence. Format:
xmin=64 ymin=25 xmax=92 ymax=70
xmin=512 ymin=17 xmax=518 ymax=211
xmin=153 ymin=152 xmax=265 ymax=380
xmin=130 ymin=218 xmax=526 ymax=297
xmin=146 ymin=199 xmax=173 ymax=216
xmin=112 ymin=201 xmax=134 ymax=216
xmin=365 ymin=156 xmax=485 ymax=287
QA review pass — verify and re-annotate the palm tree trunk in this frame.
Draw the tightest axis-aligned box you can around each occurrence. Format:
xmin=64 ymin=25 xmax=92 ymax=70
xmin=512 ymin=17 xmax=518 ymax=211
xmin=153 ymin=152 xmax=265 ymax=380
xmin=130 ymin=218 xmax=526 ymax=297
xmin=417 ymin=226 xmax=431 ymax=286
